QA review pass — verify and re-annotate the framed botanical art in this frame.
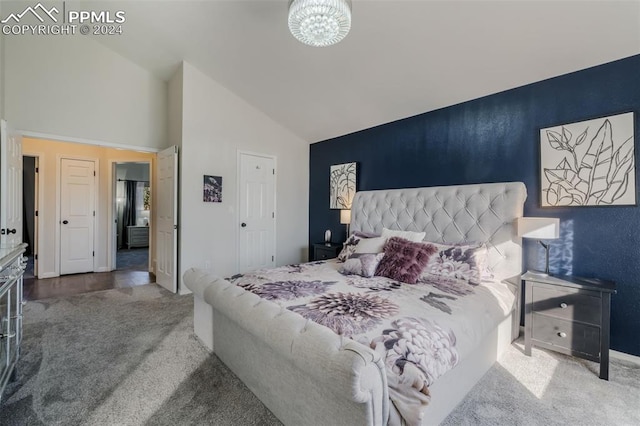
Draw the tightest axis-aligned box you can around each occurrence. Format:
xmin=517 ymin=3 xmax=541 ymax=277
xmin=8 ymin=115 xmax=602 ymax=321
xmin=330 ymin=162 xmax=357 ymax=209
xmin=540 ymin=111 xmax=635 ymax=207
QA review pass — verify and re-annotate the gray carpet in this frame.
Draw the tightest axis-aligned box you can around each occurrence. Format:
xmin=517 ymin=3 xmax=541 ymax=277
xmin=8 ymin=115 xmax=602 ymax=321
xmin=2 ymin=285 xmax=639 ymax=425
xmin=0 ymin=285 xmax=280 ymax=426
xmin=441 ymin=342 xmax=640 ymax=426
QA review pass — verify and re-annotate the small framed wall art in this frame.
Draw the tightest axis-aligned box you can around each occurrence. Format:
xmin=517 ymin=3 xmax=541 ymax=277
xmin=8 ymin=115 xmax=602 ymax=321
xmin=203 ymin=175 xmax=222 ymax=202
xmin=540 ymin=111 xmax=635 ymax=207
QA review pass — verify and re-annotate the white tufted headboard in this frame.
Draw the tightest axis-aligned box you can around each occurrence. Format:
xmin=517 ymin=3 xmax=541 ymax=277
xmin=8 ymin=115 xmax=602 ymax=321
xmin=351 ymin=182 xmax=528 ymax=283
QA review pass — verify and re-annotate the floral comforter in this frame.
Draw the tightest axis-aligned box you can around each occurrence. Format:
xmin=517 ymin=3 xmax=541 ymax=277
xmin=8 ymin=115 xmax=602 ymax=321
xmin=227 ymin=260 xmax=515 ymax=425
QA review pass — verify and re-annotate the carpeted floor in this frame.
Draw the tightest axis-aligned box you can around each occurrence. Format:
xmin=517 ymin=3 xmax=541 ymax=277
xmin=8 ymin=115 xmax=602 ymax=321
xmin=2 ymin=285 xmax=639 ymax=425
xmin=1 ymin=285 xmax=279 ymax=426
xmin=441 ymin=343 xmax=640 ymax=426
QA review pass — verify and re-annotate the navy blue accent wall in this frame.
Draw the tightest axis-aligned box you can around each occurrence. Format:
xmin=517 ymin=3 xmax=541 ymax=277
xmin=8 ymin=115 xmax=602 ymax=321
xmin=309 ymin=55 xmax=640 ymax=356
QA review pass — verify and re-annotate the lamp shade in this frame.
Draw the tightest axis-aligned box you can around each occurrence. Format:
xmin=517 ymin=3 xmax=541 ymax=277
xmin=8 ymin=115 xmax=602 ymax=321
xmin=340 ymin=209 xmax=351 ymax=225
xmin=516 ymin=217 xmax=560 ymax=239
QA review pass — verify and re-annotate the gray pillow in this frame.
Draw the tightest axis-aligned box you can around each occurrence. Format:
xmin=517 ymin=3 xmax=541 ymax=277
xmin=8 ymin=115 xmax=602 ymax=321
xmin=340 ymin=253 xmax=385 ymax=278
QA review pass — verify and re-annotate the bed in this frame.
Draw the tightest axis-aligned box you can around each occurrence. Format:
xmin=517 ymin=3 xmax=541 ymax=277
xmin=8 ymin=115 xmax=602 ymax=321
xmin=184 ymin=182 xmax=527 ymax=425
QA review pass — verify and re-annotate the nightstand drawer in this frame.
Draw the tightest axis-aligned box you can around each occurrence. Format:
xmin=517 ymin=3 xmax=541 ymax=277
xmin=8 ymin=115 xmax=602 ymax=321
xmin=312 ymin=243 xmax=342 ymax=261
xmin=531 ymin=284 xmax=601 ymax=325
xmin=316 ymin=247 xmax=337 ymax=260
xmin=532 ymin=313 xmax=600 ymax=357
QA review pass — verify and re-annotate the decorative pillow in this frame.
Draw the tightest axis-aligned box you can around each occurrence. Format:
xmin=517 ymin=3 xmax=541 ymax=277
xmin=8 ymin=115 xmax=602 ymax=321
xmin=422 ymin=242 xmax=488 ymax=285
xmin=375 ymin=237 xmax=438 ymax=284
xmin=337 ymin=234 xmax=361 ymax=262
xmin=353 ymin=236 xmax=387 ymax=254
xmin=340 ymin=253 xmax=385 ymax=278
xmin=381 ymin=228 xmax=426 ymax=243
xmin=352 ymin=230 xmax=380 ymax=238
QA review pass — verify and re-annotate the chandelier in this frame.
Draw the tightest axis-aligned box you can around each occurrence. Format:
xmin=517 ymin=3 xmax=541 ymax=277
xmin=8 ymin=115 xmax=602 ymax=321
xmin=288 ymin=0 xmax=352 ymax=47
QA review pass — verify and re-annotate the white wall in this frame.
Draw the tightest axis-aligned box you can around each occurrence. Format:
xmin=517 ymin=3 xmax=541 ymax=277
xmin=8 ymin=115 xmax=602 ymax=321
xmin=4 ymin=34 xmax=167 ymax=149
xmin=178 ymin=62 xmax=309 ymax=293
xmin=0 ymin=1 xmax=5 ymax=120
xmin=168 ymin=65 xmax=183 ymax=149
xmin=116 ymin=163 xmax=150 ymax=182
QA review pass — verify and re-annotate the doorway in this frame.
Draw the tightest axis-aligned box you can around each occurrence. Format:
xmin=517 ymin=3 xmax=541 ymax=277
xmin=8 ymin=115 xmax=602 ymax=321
xmin=237 ymin=151 xmax=276 ymax=273
xmin=59 ymin=158 xmax=96 ymax=275
xmin=114 ymin=162 xmax=151 ymax=272
xmin=22 ymin=156 xmax=38 ymax=278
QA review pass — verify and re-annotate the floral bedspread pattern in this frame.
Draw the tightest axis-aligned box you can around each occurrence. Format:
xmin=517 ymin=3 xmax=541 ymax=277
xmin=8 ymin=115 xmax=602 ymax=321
xmin=228 ymin=260 xmax=514 ymax=425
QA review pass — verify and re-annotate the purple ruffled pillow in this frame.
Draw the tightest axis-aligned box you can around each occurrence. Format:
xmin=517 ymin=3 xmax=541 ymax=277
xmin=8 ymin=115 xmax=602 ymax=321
xmin=375 ymin=237 xmax=438 ymax=284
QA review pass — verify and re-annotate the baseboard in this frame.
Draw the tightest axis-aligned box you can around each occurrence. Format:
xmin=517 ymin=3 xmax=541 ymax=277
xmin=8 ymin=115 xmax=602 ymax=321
xmin=610 ymin=349 xmax=640 ymax=366
xmin=38 ymin=272 xmax=58 ymax=279
xmin=95 ymin=267 xmax=110 ymax=273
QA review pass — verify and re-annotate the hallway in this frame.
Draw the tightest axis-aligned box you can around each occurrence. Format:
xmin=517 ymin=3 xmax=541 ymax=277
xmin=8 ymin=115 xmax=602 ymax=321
xmin=23 ymin=270 xmax=154 ymax=301
xmin=23 ymin=247 xmax=153 ymax=301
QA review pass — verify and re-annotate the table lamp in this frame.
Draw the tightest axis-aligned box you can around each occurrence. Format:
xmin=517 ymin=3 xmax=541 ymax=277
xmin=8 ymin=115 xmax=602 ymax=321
xmin=340 ymin=209 xmax=351 ymax=239
xmin=516 ymin=217 xmax=560 ymax=275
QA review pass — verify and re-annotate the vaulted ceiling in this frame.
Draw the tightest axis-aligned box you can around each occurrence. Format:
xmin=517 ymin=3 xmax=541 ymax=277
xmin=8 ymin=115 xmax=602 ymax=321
xmin=88 ymin=1 xmax=640 ymax=143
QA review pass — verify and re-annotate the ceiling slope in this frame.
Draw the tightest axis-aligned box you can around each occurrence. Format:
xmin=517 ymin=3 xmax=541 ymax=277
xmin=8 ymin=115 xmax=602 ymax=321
xmin=86 ymin=1 xmax=640 ymax=143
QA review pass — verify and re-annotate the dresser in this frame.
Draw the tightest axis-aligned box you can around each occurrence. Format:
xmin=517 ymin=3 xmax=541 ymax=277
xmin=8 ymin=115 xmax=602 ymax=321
xmin=127 ymin=226 xmax=149 ymax=249
xmin=523 ymin=271 xmax=616 ymax=380
xmin=312 ymin=242 xmax=342 ymax=261
xmin=0 ymin=243 xmax=27 ymax=403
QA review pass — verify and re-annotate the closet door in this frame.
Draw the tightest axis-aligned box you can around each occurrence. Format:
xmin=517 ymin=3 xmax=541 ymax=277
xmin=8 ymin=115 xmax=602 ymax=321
xmin=155 ymin=146 xmax=178 ymax=293
xmin=0 ymin=120 xmax=23 ymax=247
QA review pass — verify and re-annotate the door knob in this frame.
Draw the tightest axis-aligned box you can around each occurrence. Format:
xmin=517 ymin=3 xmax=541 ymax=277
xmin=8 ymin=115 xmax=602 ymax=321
xmin=62 ymin=220 xmax=69 ymax=225
xmin=241 ymin=223 xmax=247 ymax=227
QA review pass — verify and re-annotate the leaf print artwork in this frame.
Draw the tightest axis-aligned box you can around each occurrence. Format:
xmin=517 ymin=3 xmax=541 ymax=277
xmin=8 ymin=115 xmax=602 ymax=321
xmin=540 ymin=112 xmax=636 ymax=207
xmin=330 ymin=162 xmax=357 ymax=209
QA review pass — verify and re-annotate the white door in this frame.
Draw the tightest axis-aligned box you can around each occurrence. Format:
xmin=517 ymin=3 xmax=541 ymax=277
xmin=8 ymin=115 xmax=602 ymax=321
xmin=0 ymin=120 xmax=23 ymax=246
xmin=156 ymin=146 xmax=178 ymax=293
xmin=238 ymin=152 xmax=276 ymax=273
xmin=60 ymin=158 xmax=95 ymax=275
xmin=33 ymin=157 xmax=40 ymax=276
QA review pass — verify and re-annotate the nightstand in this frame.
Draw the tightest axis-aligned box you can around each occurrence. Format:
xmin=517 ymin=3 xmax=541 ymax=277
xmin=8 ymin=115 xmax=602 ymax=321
xmin=312 ymin=243 xmax=342 ymax=261
xmin=523 ymin=271 xmax=616 ymax=380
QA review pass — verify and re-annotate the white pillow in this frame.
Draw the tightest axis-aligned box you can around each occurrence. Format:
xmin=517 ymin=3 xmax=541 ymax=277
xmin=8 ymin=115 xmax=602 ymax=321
xmin=353 ymin=236 xmax=387 ymax=254
xmin=381 ymin=228 xmax=426 ymax=243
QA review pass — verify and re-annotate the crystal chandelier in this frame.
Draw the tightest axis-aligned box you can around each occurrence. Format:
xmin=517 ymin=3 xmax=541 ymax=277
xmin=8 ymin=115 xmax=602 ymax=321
xmin=288 ymin=0 xmax=352 ymax=47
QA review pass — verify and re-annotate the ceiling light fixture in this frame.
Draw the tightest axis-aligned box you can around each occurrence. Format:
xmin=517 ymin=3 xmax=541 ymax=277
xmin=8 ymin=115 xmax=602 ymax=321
xmin=288 ymin=0 xmax=352 ymax=47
